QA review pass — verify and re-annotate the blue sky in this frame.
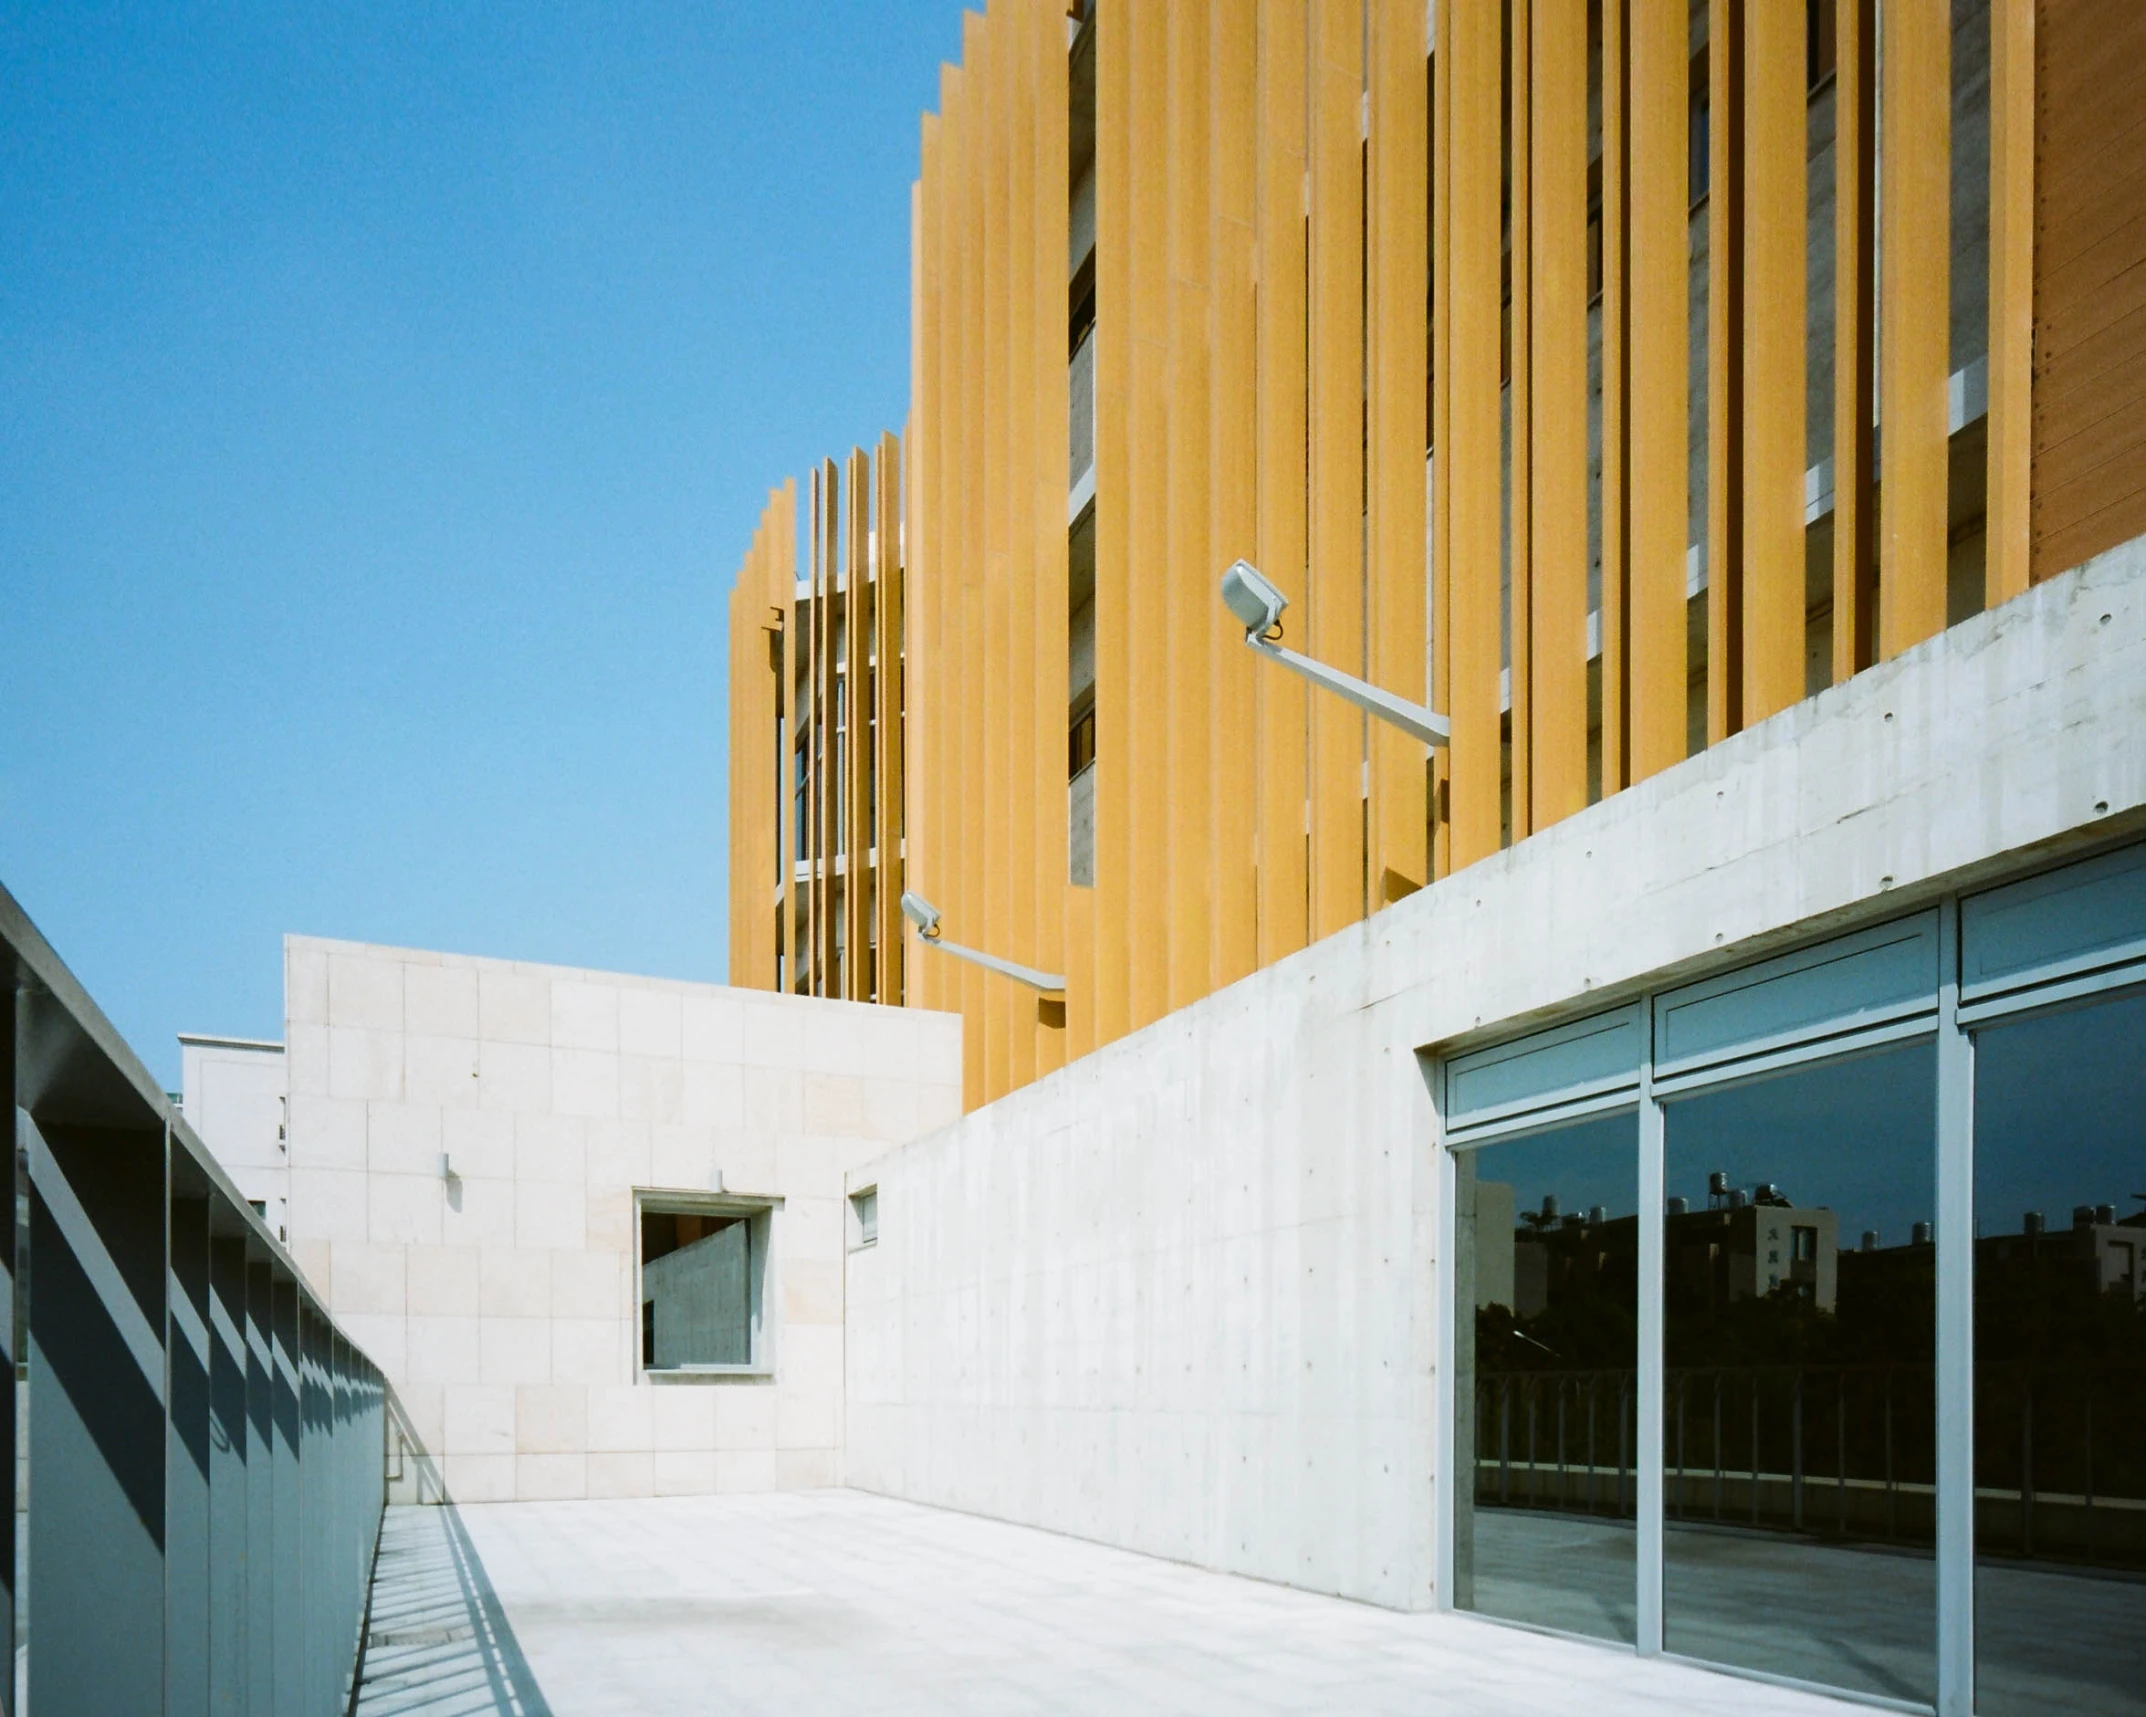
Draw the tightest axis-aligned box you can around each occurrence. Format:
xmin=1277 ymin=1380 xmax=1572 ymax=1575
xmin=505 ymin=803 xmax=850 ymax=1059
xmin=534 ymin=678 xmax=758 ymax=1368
xmin=1 ymin=3 xmax=963 ymax=1088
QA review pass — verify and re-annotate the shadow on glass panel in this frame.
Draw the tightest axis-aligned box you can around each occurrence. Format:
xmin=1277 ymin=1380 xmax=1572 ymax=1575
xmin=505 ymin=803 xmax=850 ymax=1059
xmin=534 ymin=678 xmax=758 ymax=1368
xmin=1662 ymin=1040 xmax=1937 ymax=1707
xmin=1973 ymin=988 xmax=2146 ymax=1717
xmin=1454 ymin=1110 xmax=1638 ymax=1645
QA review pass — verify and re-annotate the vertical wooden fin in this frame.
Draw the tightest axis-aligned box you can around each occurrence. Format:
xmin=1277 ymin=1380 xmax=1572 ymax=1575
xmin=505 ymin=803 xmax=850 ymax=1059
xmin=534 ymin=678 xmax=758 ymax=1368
xmin=1253 ymin=0 xmax=1310 ymax=961
xmin=1447 ymin=0 xmax=1502 ymax=867
xmin=1832 ymin=0 xmax=1878 ymax=684
xmin=1307 ymin=0 xmax=1368 ymax=924
xmin=1627 ymin=0 xmax=1690 ymax=778
xmin=1985 ymin=0 xmax=2033 ymax=608
xmin=1878 ymin=0 xmax=1951 ymax=658
xmin=1529 ymin=0 xmax=1589 ymax=826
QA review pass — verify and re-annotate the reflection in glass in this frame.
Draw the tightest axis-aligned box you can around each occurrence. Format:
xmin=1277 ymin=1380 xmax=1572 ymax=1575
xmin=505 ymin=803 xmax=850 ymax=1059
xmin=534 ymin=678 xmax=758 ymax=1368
xmin=1662 ymin=1043 xmax=1937 ymax=1704
xmin=1973 ymin=990 xmax=2146 ymax=1716
xmin=1454 ymin=1112 xmax=1638 ymax=1643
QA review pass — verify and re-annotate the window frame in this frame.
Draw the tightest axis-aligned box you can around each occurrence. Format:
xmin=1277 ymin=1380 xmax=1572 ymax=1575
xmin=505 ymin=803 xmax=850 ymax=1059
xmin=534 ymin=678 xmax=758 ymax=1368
xmin=848 ymin=1185 xmax=879 ymax=1251
xmin=1432 ymin=834 xmax=2146 ymax=1715
xmin=633 ymin=1188 xmax=781 ymax=1383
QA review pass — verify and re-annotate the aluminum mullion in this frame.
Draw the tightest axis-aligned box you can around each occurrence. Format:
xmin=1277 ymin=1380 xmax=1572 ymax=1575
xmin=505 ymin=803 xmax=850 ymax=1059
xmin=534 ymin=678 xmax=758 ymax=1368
xmin=1434 ymin=1135 xmax=1458 ymax=1609
xmin=1935 ymin=906 xmax=1973 ymax=1717
xmin=1636 ymin=1034 xmax=1665 ymax=1655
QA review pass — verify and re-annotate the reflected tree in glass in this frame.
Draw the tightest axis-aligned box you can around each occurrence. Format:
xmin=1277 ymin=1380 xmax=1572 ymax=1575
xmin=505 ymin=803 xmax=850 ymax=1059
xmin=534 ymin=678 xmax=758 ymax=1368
xmin=1454 ymin=1111 xmax=1638 ymax=1644
xmin=1661 ymin=1041 xmax=1937 ymax=1706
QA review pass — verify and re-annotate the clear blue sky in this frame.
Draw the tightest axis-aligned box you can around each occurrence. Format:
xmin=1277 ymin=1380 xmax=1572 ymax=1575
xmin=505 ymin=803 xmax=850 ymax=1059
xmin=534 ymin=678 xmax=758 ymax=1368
xmin=1 ymin=3 xmax=964 ymax=1088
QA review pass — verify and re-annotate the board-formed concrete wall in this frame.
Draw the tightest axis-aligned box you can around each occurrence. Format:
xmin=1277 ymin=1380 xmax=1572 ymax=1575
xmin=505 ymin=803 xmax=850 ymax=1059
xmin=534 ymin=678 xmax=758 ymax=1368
xmin=281 ymin=942 xmax=961 ymax=1504
xmin=845 ymin=535 xmax=2146 ymax=1610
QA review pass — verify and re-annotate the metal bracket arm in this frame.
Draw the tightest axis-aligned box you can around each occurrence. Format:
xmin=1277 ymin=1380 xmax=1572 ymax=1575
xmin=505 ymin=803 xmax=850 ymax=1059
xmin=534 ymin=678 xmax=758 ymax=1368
xmin=914 ymin=931 xmax=1067 ymax=996
xmin=1244 ymin=634 xmax=1451 ymax=748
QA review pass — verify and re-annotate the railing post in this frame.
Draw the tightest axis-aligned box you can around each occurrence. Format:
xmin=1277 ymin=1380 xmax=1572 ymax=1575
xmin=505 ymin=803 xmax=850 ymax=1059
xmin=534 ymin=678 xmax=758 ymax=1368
xmin=208 ymin=1232 xmax=251 ymax=1711
xmin=1556 ymin=1378 xmax=1568 ymax=1509
xmin=1887 ymin=1365 xmax=1900 ymax=1539
xmin=168 ymin=1184 xmax=212 ymax=1717
xmin=1586 ymin=1373 xmax=1599 ymax=1515
xmin=2083 ymin=1377 xmax=2095 ymax=1563
xmin=26 ymin=1118 xmax=168 ymax=1714
xmin=246 ymin=1255 xmax=276 ymax=1709
xmin=1712 ymin=1370 xmax=1723 ymax=1519
xmin=2019 ymin=1362 xmax=2034 ymax=1555
xmin=1837 ymin=1370 xmax=1848 ymax=1535
xmin=1749 ymin=1372 xmax=1761 ymax=1527
xmin=1526 ymin=1379 xmax=1539 ymax=1507
xmin=1499 ymin=1376 xmax=1511 ymax=1504
xmin=273 ymin=1272 xmax=302 ymax=1712
xmin=1792 ymin=1368 xmax=1804 ymax=1532
xmin=1618 ymin=1372 xmax=1630 ymax=1515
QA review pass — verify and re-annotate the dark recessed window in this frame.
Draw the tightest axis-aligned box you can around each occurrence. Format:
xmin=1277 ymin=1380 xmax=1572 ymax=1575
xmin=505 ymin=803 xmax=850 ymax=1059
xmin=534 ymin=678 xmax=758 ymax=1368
xmin=640 ymin=1200 xmax=770 ymax=1371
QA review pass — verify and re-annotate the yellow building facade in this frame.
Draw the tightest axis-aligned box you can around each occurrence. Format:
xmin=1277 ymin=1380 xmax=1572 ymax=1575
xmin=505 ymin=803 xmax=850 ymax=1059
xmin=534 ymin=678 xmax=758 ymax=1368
xmin=731 ymin=0 xmax=2145 ymax=1113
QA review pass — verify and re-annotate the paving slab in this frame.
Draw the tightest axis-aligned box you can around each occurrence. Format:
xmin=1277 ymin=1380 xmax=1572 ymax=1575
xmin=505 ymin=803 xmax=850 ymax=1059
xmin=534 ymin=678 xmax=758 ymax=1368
xmin=358 ymin=1490 xmax=1872 ymax=1716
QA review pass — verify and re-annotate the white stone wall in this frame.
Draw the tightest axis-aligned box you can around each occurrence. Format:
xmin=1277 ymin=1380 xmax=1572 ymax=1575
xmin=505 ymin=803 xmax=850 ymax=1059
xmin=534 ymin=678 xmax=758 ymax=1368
xmin=178 ymin=1035 xmax=289 ymax=1239
xmin=282 ymin=940 xmax=961 ymax=1504
xmin=846 ymin=539 xmax=2146 ymax=1610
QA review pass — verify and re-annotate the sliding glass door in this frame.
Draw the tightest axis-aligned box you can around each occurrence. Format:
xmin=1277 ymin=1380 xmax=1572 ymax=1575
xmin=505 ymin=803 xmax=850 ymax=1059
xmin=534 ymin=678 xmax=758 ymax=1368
xmin=1453 ymin=1111 xmax=1639 ymax=1644
xmin=1970 ymin=989 xmax=2146 ymax=1716
xmin=1660 ymin=1043 xmax=1938 ymax=1705
xmin=1441 ymin=839 xmax=2146 ymax=1715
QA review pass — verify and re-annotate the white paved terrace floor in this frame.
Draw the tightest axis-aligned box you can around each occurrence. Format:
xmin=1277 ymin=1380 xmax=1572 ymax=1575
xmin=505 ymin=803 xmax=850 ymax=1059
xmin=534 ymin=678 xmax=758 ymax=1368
xmin=352 ymin=1489 xmax=1873 ymax=1717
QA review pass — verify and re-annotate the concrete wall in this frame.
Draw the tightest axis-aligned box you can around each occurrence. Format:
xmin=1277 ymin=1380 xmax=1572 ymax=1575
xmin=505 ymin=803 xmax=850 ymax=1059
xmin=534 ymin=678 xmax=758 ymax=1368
xmin=846 ymin=537 xmax=2146 ymax=1610
xmin=281 ymin=938 xmax=961 ymax=1504
xmin=178 ymin=1034 xmax=289 ymax=1240
xmin=644 ymin=1219 xmax=752 ymax=1368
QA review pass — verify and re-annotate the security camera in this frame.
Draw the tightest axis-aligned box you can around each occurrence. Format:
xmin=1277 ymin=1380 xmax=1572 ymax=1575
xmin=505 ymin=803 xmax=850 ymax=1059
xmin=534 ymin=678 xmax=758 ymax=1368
xmin=900 ymin=891 xmax=942 ymax=940
xmin=1219 ymin=559 xmax=1288 ymax=637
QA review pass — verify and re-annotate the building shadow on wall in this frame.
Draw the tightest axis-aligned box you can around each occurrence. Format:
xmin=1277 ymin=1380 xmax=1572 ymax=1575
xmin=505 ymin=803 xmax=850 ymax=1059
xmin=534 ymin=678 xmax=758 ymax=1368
xmin=355 ymin=1391 xmax=553 ymax=1716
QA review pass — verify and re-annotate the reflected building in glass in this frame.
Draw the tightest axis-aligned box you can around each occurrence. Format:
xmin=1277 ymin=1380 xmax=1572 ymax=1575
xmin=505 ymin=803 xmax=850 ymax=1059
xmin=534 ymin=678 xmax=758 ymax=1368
xmin=1441 ymin=844 xmax=2146 ymax=1715
xmin=1454 ymin=1113 xmax=1639 ymax=1644
xmin=1661 ymin=1044 xmax=1937 ymax=1706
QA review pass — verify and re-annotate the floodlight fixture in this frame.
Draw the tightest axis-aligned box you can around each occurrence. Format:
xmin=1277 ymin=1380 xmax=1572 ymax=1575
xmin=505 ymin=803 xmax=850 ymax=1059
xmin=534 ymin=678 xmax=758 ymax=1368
xmin=1219 ymin=559 xmax=1450 ymax=748
xmin=900 ymin=889 xmax=1065 ymax=996
xmin=900 ymin=890 xmax=942 ymax=940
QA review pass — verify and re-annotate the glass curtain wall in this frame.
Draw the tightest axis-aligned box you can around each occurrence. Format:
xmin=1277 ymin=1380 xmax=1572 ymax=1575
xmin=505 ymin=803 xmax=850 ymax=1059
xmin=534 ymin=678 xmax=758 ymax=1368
xmin=1971 ymin=989 xmax=2146 ymax=1717
xmin=1661 ymin=1043 xmax=1939 ymax=1705
xmin=1445 ymin=847 xmax=2146 ymax=1712
xmin=1454 ymin=1112 xmax=1639 ymax=1643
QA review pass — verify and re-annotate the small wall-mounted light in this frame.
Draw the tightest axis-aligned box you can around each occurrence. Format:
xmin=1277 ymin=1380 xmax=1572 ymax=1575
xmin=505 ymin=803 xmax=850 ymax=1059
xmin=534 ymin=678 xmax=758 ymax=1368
xmin=439 ymin=1151 xmax=457 ymax=1182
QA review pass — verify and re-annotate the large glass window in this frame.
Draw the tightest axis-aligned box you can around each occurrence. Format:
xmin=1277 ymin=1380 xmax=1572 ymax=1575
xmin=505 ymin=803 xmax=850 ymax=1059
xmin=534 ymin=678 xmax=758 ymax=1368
xmin=1454 ymin=1111 xmax=1638 ymax=1643
xmin=1661 ymin=1042 xmax=1938 ymax=1705
xmin=1972 ymin=988 xmax=2146 ymax=1716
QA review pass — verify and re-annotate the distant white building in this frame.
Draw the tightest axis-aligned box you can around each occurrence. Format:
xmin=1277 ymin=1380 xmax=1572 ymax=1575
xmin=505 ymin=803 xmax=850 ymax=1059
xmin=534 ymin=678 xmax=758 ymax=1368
xmin=177 ymin=1033 xmax=289 ymax=1242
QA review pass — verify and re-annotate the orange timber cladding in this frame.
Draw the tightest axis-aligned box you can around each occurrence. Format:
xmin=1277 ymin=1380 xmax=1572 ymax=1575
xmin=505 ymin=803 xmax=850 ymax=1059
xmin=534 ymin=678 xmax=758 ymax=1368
xmin=727 ymin=0 xmax=2122 ymax=1115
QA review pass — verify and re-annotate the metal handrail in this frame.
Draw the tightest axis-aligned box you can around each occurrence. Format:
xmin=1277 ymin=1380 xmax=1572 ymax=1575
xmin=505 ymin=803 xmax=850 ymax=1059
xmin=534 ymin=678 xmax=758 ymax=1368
xmin=1472 ymin=1359 xmax=2146 ymax=1565
xmin=5 ymin=878 xmax=389 ymax=1714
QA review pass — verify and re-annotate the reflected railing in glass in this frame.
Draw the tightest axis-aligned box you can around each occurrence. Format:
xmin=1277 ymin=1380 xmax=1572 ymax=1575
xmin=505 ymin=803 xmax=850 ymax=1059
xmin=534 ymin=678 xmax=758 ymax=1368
xmin=1660 ymin=1041 xmax=1938 ymax=1708
xmin=1453 ymin=1112 xmax=1639 ymax=1647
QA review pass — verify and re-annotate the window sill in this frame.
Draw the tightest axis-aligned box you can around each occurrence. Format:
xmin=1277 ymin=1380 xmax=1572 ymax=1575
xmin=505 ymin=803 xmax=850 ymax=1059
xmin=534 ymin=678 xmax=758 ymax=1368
xmin=643 ymin=1366 xmax=774 ymax=1384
